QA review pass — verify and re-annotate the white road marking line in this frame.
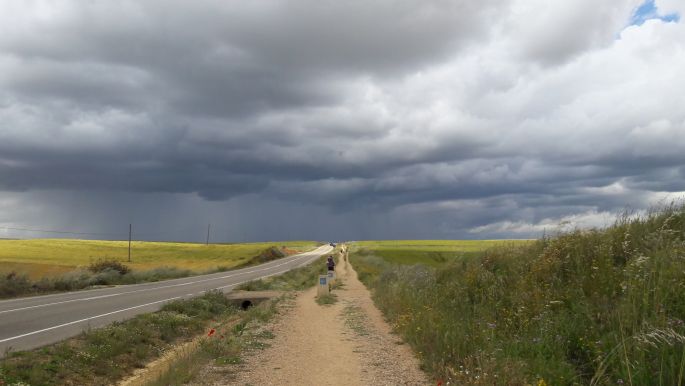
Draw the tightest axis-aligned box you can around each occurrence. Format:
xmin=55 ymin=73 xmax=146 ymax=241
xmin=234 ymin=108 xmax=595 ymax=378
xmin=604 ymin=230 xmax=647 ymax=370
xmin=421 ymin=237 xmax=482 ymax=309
xmin=0 ymin=276 xmax=237 ymax=314
xmin=0 ymin=296 xmax=181 ymax=344
xmin=215 ymin=274 xmax=277 ymax=290
xmin=0 ymin=292 xmax=123 ymax=315
xmin=216 ymin=253 xmax=323 ymax=288
xmin=0 ymin=247 xmax=329 ymax=314
xmin=0 ymin=246 xmax=327 ymax=307
xmin=0 ymin=246 xmax=331 ymax=344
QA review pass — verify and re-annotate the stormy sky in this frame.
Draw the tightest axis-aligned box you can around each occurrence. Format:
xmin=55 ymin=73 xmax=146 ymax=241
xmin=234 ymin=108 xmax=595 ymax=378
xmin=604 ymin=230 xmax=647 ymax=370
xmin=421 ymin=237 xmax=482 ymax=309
xmin=1 ymin=0 xmax=684 ymax=242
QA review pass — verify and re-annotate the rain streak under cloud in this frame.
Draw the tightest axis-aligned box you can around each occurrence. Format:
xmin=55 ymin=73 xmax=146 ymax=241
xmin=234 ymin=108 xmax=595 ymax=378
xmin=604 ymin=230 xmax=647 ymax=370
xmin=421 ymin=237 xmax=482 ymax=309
xmin=0 ymin=0 xmax=684 ymax=242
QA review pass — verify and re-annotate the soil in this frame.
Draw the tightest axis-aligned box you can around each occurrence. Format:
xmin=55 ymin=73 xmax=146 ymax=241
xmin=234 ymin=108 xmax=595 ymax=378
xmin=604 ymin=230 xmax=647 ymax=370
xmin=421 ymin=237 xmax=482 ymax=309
xmin=194 ymin=249 xmax=432 ymax=385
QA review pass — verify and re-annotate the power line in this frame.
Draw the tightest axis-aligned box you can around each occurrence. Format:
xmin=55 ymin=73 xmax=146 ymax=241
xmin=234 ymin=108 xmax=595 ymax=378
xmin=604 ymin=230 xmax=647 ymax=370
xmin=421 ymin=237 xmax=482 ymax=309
xmin=0 ymin=224 xmax=225 ymax=241
xmin=128 ymin=224 xmax=132 ymax=262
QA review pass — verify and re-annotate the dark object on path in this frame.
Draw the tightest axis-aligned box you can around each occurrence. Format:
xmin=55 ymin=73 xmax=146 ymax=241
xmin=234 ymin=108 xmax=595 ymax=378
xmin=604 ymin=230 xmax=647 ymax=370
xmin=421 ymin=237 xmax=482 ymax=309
xmin=327 ymin=255 xmax=335 ymax=271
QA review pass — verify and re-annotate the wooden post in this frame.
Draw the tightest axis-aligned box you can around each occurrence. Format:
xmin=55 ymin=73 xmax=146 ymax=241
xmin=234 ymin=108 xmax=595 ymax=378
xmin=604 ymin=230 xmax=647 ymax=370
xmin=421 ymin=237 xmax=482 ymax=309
xmin=128 ymin=224 xmax=132 ymax=262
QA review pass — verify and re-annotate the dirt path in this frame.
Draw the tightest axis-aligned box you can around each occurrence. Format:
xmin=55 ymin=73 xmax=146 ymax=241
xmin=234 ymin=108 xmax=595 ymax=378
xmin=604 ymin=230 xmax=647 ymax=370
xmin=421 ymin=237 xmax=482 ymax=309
xmin=198 ymin=249 xmax=431 ymax=385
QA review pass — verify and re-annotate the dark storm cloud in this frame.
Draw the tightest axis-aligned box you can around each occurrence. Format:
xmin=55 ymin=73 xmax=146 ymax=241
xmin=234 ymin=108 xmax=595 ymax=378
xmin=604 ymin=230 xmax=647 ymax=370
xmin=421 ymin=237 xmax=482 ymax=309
xmin=0 ymin=0 xmax=684 ymax=240
xmin=1 ymin=0 xmax=501 ymax=117
xmin=0 ymin=0 xmax=500 ymax=188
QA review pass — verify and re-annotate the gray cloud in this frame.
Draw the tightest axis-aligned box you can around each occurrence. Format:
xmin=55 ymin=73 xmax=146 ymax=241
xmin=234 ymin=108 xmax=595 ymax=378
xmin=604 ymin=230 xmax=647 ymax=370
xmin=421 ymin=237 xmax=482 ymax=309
xmin=0 ymin=0 xmax=683 ymax=240
xmin=504 ymin=0 xmax=642 ymax=65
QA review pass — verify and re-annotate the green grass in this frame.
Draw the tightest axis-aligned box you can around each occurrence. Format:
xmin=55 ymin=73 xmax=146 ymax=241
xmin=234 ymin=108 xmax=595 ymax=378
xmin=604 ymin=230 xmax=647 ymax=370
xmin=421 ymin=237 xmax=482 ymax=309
xmin=316 ymin=293 xmax=338 ymax=305
xmin=0 ymin=239 xmax=318 ymax=279
xmin=350 ymin=205 xmax=685 ymax=385
xmin=0 ymin=291 xmax=238 ymax=386
xmin=343 ymin=303 xmax=369 ymax=336
xmin=350 ymin=239 xmax=528 ymax=290
xmin=353 ymin=239 xmax=531 ymax=266
xmin=236 ymin=256 xmax=328 ymax=291
xmin=237 ymin=246 xmax=341 ymax=291
xmin=148 ymin=295 xmax=288 ymax=386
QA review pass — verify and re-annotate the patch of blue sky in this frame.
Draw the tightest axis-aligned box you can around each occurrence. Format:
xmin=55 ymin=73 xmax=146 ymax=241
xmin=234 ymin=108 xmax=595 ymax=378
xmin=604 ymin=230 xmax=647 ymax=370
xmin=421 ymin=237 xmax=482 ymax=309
xmin=630 ymin=0 xmax=680 ymax=26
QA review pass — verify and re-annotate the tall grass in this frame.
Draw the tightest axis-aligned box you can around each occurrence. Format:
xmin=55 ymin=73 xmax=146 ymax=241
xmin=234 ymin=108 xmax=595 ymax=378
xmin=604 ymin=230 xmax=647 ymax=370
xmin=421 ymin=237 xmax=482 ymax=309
xmin=351 ymin=204 xmax=685 ymax=385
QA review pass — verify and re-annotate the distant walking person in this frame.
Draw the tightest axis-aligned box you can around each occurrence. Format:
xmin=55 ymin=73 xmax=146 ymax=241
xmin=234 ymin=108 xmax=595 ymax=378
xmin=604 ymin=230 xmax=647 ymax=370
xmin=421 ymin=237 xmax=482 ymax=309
xmin=327 ymin=255 xmax=335 ymax=272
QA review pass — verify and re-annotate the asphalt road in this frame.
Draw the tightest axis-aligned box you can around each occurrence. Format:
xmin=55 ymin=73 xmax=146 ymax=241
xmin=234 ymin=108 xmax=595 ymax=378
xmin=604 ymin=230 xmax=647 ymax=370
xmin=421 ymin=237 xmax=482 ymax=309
xmin=0 ymin=244 xmax=333 ymax=356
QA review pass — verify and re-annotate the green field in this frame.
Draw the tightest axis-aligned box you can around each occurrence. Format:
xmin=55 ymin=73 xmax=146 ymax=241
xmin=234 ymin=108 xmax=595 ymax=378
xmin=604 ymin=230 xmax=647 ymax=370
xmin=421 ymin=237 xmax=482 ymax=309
xmin=0 ymin=239 xmax=318 ymax=279
xmin=352 ymin=239 xmax=531 ymax=266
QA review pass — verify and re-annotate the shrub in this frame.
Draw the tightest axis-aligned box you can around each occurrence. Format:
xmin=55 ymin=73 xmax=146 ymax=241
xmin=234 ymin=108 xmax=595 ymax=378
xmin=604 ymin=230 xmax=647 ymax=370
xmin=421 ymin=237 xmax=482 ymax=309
xmin=162 ymin=290 xmax=235 ymax=319
xmin=128 ymin=266 xmax=192 ymax=283
xmin=0 ymin=272 xmax=32 ymax=297
xmin=50 ymin=270 xmax=92 ymax=291
xmin=88 ymin=259 xmax=131 ymax=275
xmin=236 ymin=246 xmax=287 ymax=268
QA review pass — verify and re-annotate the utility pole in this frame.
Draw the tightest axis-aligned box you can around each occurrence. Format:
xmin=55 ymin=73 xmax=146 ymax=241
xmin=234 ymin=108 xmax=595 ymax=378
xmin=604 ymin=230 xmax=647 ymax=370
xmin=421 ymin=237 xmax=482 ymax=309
xmin=128 ymin=224 xmax=132 ymax=262
xmin=206 ymin=223 xmax=211 ymax=246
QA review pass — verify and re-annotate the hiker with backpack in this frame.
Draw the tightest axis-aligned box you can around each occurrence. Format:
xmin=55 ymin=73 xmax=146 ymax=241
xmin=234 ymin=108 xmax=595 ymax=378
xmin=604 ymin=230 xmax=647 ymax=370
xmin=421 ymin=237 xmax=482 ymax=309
xmin=327 ymin=255 xmax=335 ymax=272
